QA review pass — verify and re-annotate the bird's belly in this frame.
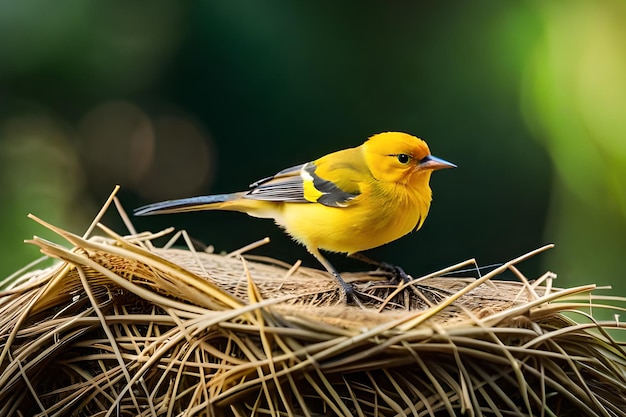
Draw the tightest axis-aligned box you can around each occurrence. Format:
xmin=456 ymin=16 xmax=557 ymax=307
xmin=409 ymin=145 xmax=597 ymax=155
xmin=277 ymin=200 xmax=423 ymax=254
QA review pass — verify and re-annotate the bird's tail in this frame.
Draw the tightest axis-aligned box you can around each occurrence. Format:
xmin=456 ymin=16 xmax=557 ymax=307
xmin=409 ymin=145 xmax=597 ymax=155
xmin=134 ymin=192 xmax=248 ymax=216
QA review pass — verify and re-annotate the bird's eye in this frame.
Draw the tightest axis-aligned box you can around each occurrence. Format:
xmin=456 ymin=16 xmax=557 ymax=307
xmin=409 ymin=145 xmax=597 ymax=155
xmin=396 ymin=154 xmax=411 ymax=164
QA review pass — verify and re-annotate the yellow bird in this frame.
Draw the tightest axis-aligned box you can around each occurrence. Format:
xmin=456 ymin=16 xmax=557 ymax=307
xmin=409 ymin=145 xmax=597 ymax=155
xmin=135 ymin=132 xmax=455 ymax=302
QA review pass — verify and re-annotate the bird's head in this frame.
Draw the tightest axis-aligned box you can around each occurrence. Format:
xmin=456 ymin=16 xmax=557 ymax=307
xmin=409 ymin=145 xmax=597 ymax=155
xmin=362 ymin=132 xmax=456 ymax=185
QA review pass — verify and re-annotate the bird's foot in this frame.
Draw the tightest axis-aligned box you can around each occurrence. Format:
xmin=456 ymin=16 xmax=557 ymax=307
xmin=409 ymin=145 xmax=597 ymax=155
xmin=343 ymin=284 xmax=371 ymax=308
xmin=334 ymin=275 xmax=374 ymax=308
xmin=377 ymin=262 xmax=413 ymax=284
xmin=349 ymin=253 xmax=413 ymax=284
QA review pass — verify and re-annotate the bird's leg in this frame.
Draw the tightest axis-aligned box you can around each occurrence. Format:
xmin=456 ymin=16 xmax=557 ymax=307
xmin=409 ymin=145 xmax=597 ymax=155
xmin=350 ymin=252 xmax=412 ymax=283
xmin=308 ymin=247 xmax=365 ymax=307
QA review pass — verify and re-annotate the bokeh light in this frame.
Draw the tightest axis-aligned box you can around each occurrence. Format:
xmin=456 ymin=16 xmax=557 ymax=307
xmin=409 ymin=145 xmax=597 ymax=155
xmin=0 ymin=108 xmax=90 ymax=275
xmin=522 ymin=0 xmax=626 ymax=301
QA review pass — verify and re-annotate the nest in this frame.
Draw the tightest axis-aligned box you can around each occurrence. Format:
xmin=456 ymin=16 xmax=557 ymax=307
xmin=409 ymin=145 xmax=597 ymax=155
xmin=1 ymin=188 xmax=625 ymax=417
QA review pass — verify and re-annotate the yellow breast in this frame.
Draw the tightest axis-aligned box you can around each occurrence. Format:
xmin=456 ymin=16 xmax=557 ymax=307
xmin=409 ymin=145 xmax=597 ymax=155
xmin=277 ymin=180 xmax=431 ymax=254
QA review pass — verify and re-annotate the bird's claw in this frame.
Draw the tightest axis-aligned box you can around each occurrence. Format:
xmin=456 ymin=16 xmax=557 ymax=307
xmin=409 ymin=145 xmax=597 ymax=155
xmin=342 ymin=282 xmax=362 ymax=306
xmin=378 ymin=262 xmax=413 ymax=283
xmin=341 ymin=282 xmax=377 ymax=308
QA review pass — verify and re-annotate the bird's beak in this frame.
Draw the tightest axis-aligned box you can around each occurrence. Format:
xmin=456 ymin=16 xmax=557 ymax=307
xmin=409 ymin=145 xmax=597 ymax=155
xmin=418 ymin=155 xmax=457 ymax=171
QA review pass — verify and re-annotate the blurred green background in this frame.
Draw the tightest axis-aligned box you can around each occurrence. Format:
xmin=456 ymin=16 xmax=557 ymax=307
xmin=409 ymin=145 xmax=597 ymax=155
xmin=1 ymin=1 xmax=625 ymax=311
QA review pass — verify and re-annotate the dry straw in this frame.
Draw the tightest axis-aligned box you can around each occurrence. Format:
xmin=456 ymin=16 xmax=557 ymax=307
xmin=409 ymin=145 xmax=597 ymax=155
xmin=1 ymin=187 xmax=625 ymax=416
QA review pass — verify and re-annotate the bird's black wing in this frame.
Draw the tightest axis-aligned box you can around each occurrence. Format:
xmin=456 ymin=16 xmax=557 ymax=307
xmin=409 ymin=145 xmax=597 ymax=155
xmin=245 ymin=164 xmax=309 ymax=202
xmin=245 ymin=162 xmax=359 ymax=207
